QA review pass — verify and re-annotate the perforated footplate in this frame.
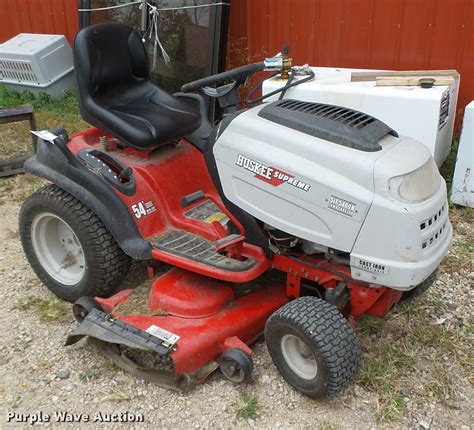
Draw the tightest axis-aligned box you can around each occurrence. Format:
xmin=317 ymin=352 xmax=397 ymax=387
xmin=150 ymin=229 xmax=256 ymax=272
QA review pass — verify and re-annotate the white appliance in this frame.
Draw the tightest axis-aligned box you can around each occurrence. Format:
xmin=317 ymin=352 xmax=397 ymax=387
xmin=451 ymin=101 xmax=474 ymax=208
xmin=0 ymin=33 xmax=75 ymax=98
xmin=262 ymin=67 xmax=459 ymax=166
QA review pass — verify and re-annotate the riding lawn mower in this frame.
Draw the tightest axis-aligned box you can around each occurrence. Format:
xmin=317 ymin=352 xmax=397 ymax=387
xmin=18 ymin=23 xmax=451 ymax=398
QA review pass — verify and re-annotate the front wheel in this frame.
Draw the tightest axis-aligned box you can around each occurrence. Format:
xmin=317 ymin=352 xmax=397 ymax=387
xmin=19 ymin=184 xmax=131 ymax=302
xmin=400 ymin=270 xmax=438 ymax=302
xmin=265 ymin=297 xmax=360 ymax=398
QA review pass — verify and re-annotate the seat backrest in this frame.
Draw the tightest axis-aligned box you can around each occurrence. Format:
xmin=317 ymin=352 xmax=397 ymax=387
xmin=74 ymin=23 xmax=149 ymax=103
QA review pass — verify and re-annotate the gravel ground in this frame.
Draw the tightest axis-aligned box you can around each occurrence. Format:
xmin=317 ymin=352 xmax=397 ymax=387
xmin=0 ymin=200 xmax=472 ymax=429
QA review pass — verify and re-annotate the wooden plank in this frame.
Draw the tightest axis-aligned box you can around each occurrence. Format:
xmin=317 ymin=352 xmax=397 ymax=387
xmin=351 ymin=69 xmax=460 ymax=82
xmin=375 ymin=76 xmax=455 ymax=87
xmin=0 ymin=104 xmax=34 ymax=120
xmin=0 ymin=103 xmax=37 ymax=150
xmin=0 ymin=155 xmax=29 ymax=178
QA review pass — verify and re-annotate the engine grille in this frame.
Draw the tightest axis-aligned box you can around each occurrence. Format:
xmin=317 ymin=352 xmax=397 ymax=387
xmin=276 ymin=100 xmax=376 ymax=129
xmin=258 ymin=99 xmax=398 ymax=152
xmin=420 ymin=204 xmax=446 ymax=231
xmin=422 ymin=221 xmax=447 ymax=250
xmin=420 ymin=204 xmax=447 ymax=250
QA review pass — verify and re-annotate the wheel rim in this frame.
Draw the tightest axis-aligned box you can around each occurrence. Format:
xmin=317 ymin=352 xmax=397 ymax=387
xmin=221 ymin=358 xmax=245 ymax=382
xmin=280 ymin=334 xmax=318 ymax=380
xmin=73 ymin=304 xmax=88 ymax=322
xmin=31 ymin=212 xmax=85 ymax=285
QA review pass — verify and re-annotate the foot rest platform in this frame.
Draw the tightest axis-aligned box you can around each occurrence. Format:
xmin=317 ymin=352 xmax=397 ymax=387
xmin=150 ymin=229 xmax=256 ymax=272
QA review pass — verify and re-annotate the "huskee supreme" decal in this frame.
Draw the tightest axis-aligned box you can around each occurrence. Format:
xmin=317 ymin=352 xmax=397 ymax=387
xmin=236 ymin=154 xmax=311 ymax=192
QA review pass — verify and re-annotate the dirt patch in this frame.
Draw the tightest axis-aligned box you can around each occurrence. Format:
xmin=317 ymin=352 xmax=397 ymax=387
xmin=114 ymin=282 xmax=155 ymax=316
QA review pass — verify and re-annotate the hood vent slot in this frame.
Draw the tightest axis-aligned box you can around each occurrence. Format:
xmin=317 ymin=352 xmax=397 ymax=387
xmin=258 ymin=99 xmax=398 ymax=152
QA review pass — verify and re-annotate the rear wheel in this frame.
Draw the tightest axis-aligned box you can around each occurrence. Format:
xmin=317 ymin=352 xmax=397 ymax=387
xmin=19 ymin=184 xmax=131 ymax=302
xmin=265 ymin=297 xmax=360 ymax=398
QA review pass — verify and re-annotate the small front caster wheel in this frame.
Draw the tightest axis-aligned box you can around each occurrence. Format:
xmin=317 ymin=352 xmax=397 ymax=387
xmin=265 ymin=296 xmax=361 ymax=398
xmin=219 ymin=348 xmax=253 ymax=383
xmin=73 ymin=296 xmax=100 ymax=322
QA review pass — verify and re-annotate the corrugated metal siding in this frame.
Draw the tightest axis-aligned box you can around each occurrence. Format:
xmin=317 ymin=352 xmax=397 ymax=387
xmin=0 ymin=0 xmax=472 ymax=114
xmin=0 ymin=0 xmax=78 ymax=44
xmin=228 ymin=0 xmax=474 ymax=117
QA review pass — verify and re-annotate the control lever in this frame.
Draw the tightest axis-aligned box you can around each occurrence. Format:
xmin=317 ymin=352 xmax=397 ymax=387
xmin=118 ymin=167 xmax=133 ymax=181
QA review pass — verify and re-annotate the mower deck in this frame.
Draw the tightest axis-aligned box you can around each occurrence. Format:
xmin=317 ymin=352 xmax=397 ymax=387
xmin=68 ymin=268 xmax=288 ymax=387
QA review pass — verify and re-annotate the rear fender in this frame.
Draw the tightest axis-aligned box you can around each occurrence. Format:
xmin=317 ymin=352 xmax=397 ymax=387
xmin=24 ymin=138 xmax=152 ymax=260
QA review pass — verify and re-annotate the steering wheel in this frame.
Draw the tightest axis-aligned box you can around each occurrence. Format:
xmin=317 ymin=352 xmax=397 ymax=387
xmin=181 ymin=62 xmax=265 ymax=97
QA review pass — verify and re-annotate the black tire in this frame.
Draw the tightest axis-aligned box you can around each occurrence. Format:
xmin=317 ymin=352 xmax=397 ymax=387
xmin=219 ymin=348 xmax=253 ymax=383
xmin=73 ymin=296 xmax=101 ymax=322
xmin=265 ymin=297 xmax=360 ymax=398
xmin=400 ymin=270 xmax=438 ymax=302
xmin=19 ymin=184 xmax=131 ymax=302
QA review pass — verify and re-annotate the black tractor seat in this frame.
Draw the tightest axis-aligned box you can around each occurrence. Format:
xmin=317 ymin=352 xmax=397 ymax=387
xmin=74 ymin=23 xmax=201 ymax=150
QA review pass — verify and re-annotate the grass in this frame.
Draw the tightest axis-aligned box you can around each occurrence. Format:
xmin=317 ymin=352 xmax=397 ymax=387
xmin=319 ymin=422 xmax=339 ymax=430
xmin=0 ymin=84 xmax=87 ymax=159
xmin=439 ymin=138 xmax=459 ymax=194
xmin=440 ymin=207 xmax=473 ymax=275
xmin=234 ymin=392 xmax=260 ymax=420
xmin=0 ymin=85 xmax=86 ymax=130
xmin=79 ymin=370 xmax=96 ymax=383
xmin=14 ymin=295 xmax=68 ymax=323
xmin=356 ymin=293 xmax=473 ymax=422
xmin=0 ymin=84 xmax=87 ymax=204
xmin=0 ymin=174 xmax=47 ymax=206
xmin=356 ymin=340 xmax=412 ymax=421
xmin=99 ymin=388 xmax=131 ymax=403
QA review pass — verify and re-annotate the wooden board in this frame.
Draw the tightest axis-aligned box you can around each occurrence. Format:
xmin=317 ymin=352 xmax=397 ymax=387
xmin=351 ymin=69 xmax=460 ymax=82
xmin=0 ymin=155 xmax=30 ymax=177
xmin=0 ymin=104 xmax=34 ymax=125
xmin=375 ymin=76 xmax=455 ymax=87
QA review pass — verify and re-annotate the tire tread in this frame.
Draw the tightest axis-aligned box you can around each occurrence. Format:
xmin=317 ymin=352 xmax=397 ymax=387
xmin=265 ymin=296 xmax=360 ymax=398
xmin=19 ymin=184 xmax=131 ymax=301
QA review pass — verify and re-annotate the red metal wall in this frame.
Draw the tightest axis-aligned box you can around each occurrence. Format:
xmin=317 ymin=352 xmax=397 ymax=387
xmin=0 ymin=0 xmax=472 ymax=115
xmin=228 ymin=0 xmax=474 ymax=118
xmin=0 ymin=0 xmax=78 ymax=44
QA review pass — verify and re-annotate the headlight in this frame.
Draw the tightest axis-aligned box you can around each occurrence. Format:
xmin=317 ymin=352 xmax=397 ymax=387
xmin=389 ymin=158 xmax=441 ymax=203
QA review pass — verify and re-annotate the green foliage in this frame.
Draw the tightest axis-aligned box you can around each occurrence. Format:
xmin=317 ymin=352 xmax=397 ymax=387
xmin=79 ymin=370 xmax=96 ymax=382
xmin=0 ymin=85 xmax=76 ymax=113
xmin=0 ymin=84 xmax=87 ymax=133
xmin=234 ymin=392 xmax=260 ymax=420
xmin=440 ymin=138 xmax=459 ymax=195
xmin=319 ymin=421 xmax=339 ymax=430
xmin=14 ymin=295 xmax=68 ymax=323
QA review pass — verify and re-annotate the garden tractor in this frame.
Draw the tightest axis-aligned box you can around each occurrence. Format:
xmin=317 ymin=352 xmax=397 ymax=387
xmin=19 ymin=23 xmax=451 ymax=398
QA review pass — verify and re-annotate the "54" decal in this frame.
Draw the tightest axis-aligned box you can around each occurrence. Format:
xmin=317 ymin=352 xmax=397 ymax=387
xmin=131 ymin=200 xmax=157 ymax=219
